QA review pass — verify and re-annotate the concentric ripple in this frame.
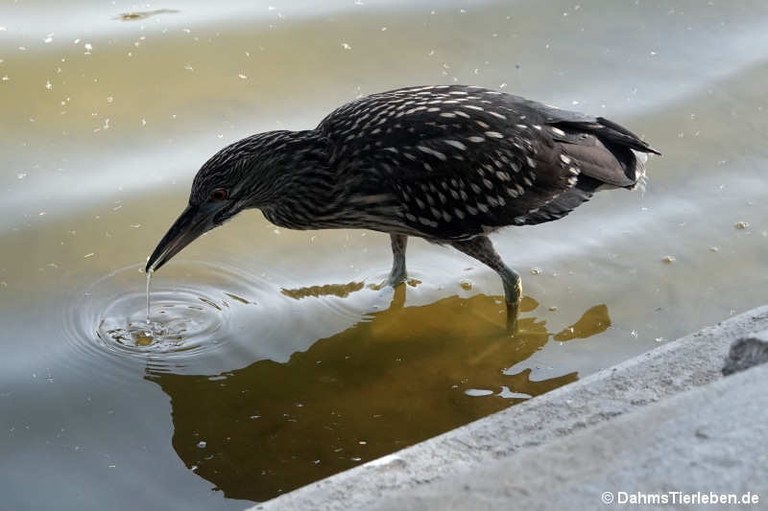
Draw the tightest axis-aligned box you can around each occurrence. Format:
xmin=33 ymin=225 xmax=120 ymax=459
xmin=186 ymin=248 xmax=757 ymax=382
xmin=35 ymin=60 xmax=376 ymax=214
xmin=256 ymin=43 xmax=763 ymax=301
xmin=95 ymin=285 xmax=227 ymax=355
xmin=64 ymin=261 xmax=387 ymax=376
xmin=64 ymin=261 xmax=273 ymax=374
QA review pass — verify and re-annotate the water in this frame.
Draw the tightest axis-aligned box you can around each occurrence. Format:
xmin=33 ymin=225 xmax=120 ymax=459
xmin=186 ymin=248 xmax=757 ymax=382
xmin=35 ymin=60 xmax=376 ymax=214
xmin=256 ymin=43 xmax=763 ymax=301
xmin=146 ymin=270 xmax=152 ymax=325
xmin=1 ymin=0 xmax=767 ymax=509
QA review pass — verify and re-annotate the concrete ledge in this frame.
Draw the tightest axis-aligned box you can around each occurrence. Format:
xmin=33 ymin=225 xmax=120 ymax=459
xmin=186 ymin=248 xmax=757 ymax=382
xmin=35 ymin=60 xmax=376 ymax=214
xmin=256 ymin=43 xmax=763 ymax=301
xmin=250 ymin=306 xmax=768 ymax=511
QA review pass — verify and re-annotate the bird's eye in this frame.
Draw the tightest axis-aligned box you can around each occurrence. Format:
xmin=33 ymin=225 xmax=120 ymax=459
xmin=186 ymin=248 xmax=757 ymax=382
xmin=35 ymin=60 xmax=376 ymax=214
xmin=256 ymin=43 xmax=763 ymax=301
xmin=210 ymin=188 xmax=229 ymax=201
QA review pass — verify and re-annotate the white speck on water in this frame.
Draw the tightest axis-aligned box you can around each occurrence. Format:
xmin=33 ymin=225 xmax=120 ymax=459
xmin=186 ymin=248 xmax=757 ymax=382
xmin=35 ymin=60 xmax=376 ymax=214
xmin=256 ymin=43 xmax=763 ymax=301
xmin=631 ymin=329 xmax=639 ymax=338
xmin=83 ymin=252 xmax=95 ymax=258
xmin=17 ymin=172 xmax=27 ymax=179
xmin=734 ymin=221 xmax=749 ymax=230
xmin=238 ymin=73 xmax=247 ymax=79
xmin=184 ymin=64 xmax=194 ymax=71
xmin=341 ymin=42 xmax=352 ymax=50
xmin=44 ymin=79 xmax=52 ymax=91
xmin=1 ymin=76 xmax=9 ymax=82
xmin=465 ymin=388 xmax=494 ymax=397
xmin=196 ymin=441 xmax=207 ymax=448
xmin=44 ymin=33 xmax=54 ymax=43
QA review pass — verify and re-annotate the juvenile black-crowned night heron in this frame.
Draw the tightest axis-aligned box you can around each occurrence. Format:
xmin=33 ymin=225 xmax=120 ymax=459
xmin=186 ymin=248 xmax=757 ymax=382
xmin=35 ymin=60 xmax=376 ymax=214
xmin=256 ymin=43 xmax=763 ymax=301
xmin=146 ymin=85 xmax=659 ymax=331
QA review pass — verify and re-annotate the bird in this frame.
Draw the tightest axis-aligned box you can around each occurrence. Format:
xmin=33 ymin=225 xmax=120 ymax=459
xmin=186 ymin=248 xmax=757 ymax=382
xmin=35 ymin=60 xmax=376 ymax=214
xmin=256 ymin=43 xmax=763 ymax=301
xmin=145 ymin=85 xmax=659 ymax=331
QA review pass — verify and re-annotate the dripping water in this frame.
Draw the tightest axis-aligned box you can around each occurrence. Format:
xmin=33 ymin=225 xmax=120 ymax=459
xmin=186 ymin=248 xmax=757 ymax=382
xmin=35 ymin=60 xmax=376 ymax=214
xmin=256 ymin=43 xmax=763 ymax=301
xmin=146 ymin=269 xmax=153 ymax=324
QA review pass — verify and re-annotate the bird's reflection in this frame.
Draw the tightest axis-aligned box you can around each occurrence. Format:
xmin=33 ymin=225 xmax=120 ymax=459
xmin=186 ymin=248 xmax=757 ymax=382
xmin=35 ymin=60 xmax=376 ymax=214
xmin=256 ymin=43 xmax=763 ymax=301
xmin=146 ymin=286 xmax=611 ymax=502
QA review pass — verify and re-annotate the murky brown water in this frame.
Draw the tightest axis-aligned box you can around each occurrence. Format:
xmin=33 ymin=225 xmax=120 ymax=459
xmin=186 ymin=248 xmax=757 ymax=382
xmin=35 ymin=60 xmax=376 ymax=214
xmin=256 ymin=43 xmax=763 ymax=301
xmin=1 ymin=0 xmax=767 ymax=509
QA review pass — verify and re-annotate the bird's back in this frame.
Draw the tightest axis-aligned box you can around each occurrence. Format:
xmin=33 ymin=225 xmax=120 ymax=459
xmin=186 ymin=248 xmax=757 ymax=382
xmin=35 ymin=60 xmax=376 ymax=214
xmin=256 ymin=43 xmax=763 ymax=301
xmin=315 ymin=85 xmax=658 ymax=239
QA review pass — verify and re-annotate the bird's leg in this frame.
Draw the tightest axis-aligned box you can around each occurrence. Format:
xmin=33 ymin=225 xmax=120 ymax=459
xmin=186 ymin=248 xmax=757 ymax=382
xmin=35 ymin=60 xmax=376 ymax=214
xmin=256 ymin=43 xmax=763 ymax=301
xmin=450 ymin=236 xmax=522 ymax=332
xmin=387 ymin=234 xmax=409 ymax=287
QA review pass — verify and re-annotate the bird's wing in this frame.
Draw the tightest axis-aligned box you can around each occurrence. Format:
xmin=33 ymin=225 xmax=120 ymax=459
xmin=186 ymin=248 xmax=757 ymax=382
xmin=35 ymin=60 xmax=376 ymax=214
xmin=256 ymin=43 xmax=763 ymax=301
xmin=317 ymin=86 xmax=656 ymax=237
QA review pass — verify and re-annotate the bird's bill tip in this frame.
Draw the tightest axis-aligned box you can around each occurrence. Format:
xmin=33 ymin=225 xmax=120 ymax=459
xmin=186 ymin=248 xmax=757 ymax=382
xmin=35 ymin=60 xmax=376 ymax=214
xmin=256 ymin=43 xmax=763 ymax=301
xmin=145 ymin=204 xmax=209 ymax=273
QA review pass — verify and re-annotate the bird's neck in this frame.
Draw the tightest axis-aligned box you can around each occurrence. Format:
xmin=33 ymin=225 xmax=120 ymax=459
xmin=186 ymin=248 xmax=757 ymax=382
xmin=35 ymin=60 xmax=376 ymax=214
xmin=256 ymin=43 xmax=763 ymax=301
xmin=260 ymin=130 xmax=348 ymax=229
xmin=260 ymin=130 xmax=400 ymax=231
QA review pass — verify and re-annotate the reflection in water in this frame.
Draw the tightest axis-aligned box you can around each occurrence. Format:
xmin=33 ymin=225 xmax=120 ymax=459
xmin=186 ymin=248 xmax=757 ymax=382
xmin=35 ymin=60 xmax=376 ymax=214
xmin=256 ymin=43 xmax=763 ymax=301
xmin=281 ymin=281 xmax=366 ymax=300
xmin=147 ymin=288 xmax=611 ymax=502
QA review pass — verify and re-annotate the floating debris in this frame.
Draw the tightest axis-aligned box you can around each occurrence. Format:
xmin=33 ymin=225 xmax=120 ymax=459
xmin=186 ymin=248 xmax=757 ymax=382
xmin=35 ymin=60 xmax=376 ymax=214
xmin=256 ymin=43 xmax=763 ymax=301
xmin=734 ymin=221 xmax=749 ymax=230
xmin=662 ymin=255 xmax=676 ymax=264
xmin=116 ymin=9 xmax=179 ymax=21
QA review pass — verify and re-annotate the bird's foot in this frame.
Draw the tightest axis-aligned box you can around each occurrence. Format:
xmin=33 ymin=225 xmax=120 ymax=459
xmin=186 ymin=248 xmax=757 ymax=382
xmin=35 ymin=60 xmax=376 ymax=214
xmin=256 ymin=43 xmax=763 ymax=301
xmin=506 ymin=300 xmax=520 ymax=334
xmin=503 ymin=277 xmax=523 ymax=334
xmin=387 ymin=272 xmax=407 ymax=288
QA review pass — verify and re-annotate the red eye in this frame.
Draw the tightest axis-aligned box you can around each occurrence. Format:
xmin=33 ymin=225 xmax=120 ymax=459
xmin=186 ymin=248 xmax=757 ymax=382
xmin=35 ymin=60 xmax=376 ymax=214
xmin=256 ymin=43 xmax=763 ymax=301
xmin=210 ymin=188 xmax=229 ymax=201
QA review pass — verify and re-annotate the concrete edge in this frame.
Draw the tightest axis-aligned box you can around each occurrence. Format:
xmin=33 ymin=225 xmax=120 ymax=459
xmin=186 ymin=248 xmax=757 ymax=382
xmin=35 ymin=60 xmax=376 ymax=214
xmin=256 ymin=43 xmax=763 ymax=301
xmin=250 ymin=305 xmax=768 ymax=511
xmin=366 ymin=362 xmax=768 ymax=511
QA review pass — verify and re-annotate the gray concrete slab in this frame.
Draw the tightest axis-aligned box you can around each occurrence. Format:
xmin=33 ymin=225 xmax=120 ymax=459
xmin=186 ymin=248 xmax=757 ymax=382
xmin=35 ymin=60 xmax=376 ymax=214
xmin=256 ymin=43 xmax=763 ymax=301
xmin=366 ymin=364 xmax=768 ymax=511
xmin=249 ymin=306 xmax=768 ymax=511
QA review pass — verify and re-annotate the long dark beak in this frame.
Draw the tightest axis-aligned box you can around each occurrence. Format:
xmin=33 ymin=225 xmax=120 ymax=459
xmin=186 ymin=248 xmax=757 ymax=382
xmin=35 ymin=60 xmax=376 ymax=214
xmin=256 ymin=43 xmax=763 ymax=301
xmin=145 ymin=203 xmax=224 ymax=272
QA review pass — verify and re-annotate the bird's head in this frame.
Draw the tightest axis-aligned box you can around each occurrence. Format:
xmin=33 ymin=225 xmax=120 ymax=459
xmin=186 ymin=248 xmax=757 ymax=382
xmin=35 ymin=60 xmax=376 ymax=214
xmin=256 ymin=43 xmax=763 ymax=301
xmin=145 ymin=130 xmax=320 ymax=272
